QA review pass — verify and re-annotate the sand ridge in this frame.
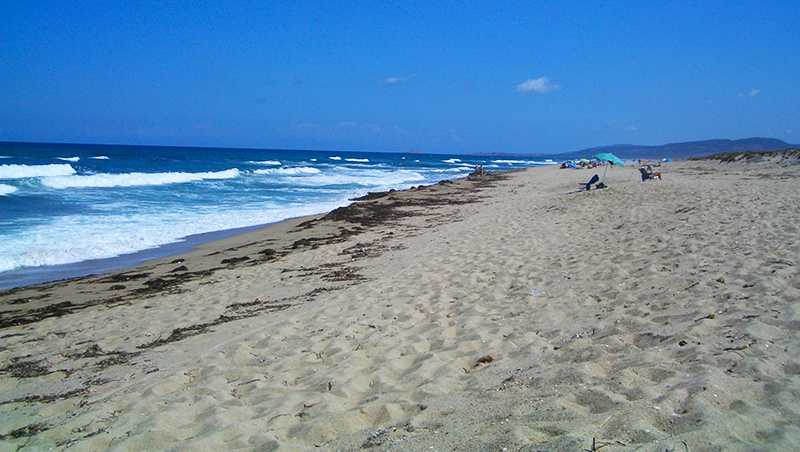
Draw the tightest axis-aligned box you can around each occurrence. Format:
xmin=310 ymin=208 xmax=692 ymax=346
xmin=1 ymin=160 xmax=799 ymax=451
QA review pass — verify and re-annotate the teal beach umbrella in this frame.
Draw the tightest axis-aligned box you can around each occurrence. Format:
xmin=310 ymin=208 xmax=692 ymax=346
xmin=595 ymin=152 xmax=624 ymax=183
xmin=595 ymin=152 xmax=624 ymax=166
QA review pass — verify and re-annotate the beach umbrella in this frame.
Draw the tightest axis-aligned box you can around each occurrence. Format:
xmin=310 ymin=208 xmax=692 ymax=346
xmin=595 ymin=152 xmax=624 ymax=183
xmin=595 ymin=152 xmax=624 ymax=166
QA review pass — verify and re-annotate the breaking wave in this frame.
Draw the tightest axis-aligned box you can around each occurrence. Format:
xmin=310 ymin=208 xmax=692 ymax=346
xmin=254 ymin=167 xmax=320 ymax=176
xmin=0 ymin=200 xmax=352 ymax=272
xmin=57 ymin=156 xmax=80 ymax=162
xmin=0 ymin=184 xmax=17 ymax=196
xmin=0 ymin=164 xmax=77 ymax=179
xmin=492 ymin=159 xmax=558 ymax=165
xmin=249 ymin=160 xmax=281 ymax=166
xmin=91 ymin=156 xmax=110 ymax=160
xmin=430 ymin=167 xmax=473 ymax=173
xmin=345 ymin=158 xmax=369 ymax=163
xmin=284 ymin=169 xmax=426 ymax=187
xmin=41 ymin=169 xmax=240 ymax=189
xmin=328 ymin=156 xmax=342 ymax=160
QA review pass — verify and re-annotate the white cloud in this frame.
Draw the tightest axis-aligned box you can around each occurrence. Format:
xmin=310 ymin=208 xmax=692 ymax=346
xmin=748 ymin=88 xmax=761 ymax=97
xmin=383 ymin=75 xmax=414 ymax=86
xmin=516 ymin=76 xmax=559 ymax=94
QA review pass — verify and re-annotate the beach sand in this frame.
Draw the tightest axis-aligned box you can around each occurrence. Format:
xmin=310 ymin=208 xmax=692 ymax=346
xmin=1 ymin=158 xmax=799 ymax=451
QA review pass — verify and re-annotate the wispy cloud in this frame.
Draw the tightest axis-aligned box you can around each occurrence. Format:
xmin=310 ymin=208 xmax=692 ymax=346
xmin=516 ymin=76 xmax=559 ymax=94
xmin=382 ymin=75 xmax=414 ymax=86
xmin=739 ymin=88 xmax=761 ymax=98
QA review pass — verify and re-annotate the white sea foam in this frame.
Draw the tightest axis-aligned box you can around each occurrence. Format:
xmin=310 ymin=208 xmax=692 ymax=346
xmin=0 ymin=151 xmax=473 ymax=275
xmin=430 ymin=167 xmax=472 ymax=173
xmin=0 ymin=156 xmax=11 ymax=159
xmin=442 ymin=158 xmax=462 ymax=164
xmin=41 ymin=169 xmax=240 ymax=189
xmin=254 ymin=166 xmax=422 ymax=187
xmin=343 ymin=163 xmax=390 ymax=169
xmin=57 ymin=156 xmax=80 ymax=162
xmin=283 ymin=169 xmax=426 ymax=187
xmin=345 ymin=158 xmax=369 ymax=163
xmin=0 ymin=184 xmax=17 ymax=195
xmin=491 ymin=159 xmax=558 ymax=165
xmin=0 ymin=164 xmax=77 ymax=179
xmin=310 ymin=158 xmax=318 ymax=162
xmin=328 ymin=156 xmax=342 ymax=160
xmin=492 ymin=159 xmax=526 ymax=164
xmin=0 ymin=199 xmax=354 ymax=272
xmin=254 ymin=167 xmax=320 ymax=176
xmin=249 ymin=160 xmax=281 ymax=166
xmin=91 ymin=156 xmax=110 ymax=160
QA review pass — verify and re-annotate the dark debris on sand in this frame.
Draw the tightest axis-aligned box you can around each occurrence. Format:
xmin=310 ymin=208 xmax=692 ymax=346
xmin=0 ymin=171 xmax=510 ymax=333
xmin=0 ymin=357 xmax=52 ymax=378
xmin=0 ymin=422 xmax=51 ymax=440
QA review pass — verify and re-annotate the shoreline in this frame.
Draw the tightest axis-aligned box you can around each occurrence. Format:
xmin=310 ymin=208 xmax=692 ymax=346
xmin=2 ymin=161 xmax=799 ymax=450
xmin=0 ymin=169 xmax=507 ymax=311
xmin=0 ymin=173 xmax=477 ymax=292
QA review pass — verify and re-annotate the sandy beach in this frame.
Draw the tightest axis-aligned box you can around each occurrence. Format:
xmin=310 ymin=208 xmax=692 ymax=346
xmin=2 ymin=157 xmax=799 ymax=451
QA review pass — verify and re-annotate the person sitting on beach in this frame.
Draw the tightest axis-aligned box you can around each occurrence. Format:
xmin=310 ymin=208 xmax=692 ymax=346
xmin=640 ymin=165 xmax=662 ymax=181
xmin=646 ymin=165 xmax=662 ymax=179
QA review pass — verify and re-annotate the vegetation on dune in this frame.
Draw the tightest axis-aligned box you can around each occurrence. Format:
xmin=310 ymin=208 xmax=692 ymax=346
xmin=689 ymin=148 xmax=800 ymax=162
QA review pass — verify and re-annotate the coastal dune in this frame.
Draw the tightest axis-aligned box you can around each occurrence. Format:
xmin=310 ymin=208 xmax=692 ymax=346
xmin=1 ymin=159 xmax=799 ymax=450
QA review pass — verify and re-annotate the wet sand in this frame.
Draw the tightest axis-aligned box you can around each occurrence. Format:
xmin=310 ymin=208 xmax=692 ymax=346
xmin=1 ymin=158 xmax=799 ymax=451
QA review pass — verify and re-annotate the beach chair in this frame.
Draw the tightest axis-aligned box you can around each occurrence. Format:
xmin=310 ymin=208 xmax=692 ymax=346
xmin=639 ymin=166 xmax=662 ymax=181
xmin=579 ymin=174 xmax=600 ymax=191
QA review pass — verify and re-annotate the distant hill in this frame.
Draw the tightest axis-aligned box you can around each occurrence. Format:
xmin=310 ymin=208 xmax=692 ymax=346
xmin=564 ymin=137 xmax=797 ymax=160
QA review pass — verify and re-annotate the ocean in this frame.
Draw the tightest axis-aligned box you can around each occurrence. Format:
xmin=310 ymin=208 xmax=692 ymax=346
xmin=0 ymin=142 xmax=557 ymax=288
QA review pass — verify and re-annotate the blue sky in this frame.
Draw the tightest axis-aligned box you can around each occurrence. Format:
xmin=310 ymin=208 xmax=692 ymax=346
xmin=1 ymin=1 xmax=798 ymax=154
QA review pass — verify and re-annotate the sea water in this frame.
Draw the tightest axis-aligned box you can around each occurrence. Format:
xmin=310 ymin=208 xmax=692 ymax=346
xmin=0 ymin=142 xmax=557 ymax=288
